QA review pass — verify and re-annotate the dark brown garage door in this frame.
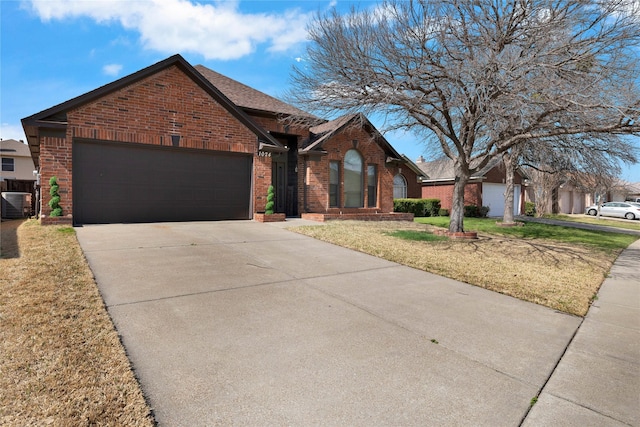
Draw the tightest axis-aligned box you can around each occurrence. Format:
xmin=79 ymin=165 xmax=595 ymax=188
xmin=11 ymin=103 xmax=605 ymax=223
xmin=73 ymin=140 xmax=252 ymax=224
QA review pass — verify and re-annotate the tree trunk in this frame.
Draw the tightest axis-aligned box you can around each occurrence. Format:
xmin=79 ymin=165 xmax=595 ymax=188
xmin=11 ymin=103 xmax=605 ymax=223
xmin=449 ymin=165 xmax=470 ymax=233
xmin=502 ymin=151 xmax=515 ymax=224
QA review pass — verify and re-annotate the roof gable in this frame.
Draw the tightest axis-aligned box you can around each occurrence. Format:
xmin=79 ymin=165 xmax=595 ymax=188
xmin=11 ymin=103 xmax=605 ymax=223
xmin=301 ymin=113 xmax=403 ymax=162
xmin=0 ymin=139 xmax=31 ymax=157
xmin=22 ymin=54 xmax=285 ymax=165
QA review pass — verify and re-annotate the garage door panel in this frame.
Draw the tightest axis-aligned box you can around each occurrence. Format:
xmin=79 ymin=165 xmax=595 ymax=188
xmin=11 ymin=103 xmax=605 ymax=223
xmin=482 ymin=183 xmax=521 ymax=217
xmin=73 ymin=140 xmax=251 ymax=224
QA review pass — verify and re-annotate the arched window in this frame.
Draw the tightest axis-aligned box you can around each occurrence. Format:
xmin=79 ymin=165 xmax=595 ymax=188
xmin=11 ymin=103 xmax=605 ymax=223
xmin=394 ymin=174 xmax=407 ymax=199
xmin=344 ymin=149 xmax=363 ymax=207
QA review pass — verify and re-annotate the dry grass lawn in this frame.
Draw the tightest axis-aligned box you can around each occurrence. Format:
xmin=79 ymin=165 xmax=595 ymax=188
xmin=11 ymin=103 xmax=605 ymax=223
xmin=291 ymin=220 xmax=621 ymax=316
xmin=0 ymin=219 xmax=154 ymax=426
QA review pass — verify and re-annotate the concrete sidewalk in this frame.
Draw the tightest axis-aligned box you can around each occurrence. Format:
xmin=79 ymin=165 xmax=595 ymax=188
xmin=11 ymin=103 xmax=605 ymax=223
xmin=74 ymin=220 xmax=637 ymax=426
xmin=523 ymin=238 xmax=640 ymax=426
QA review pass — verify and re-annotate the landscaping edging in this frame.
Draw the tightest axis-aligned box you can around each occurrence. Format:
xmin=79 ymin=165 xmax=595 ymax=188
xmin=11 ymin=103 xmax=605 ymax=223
xmin=254 ymin=213 xmax=286 ymax=222
xmin=41 ymin=215 xmax=73 ymax=226
xmin=447 ymin=231 xmax=478 ymax=239
xmin=433 ymin=229 xmax=478 ymax=239
xmin=301 ymin=212 xmax=414 ymax=222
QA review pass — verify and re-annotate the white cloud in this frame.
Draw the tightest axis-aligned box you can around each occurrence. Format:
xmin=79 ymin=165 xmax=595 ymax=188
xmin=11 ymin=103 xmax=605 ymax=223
xmin=102 ymin=63 xmax=123 ymax=76
xmin=0 ymin=123 xmax=27 ymax=142
xmin=25 ymin=0 xmax=313 ymax=60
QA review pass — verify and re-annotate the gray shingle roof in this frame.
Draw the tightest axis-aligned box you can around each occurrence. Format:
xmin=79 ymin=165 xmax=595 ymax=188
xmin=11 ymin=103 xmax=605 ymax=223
xmin=417 ymin=157 xmax=502 ymax=180
xmin=194 ymin=65 xmax=316 ymax=118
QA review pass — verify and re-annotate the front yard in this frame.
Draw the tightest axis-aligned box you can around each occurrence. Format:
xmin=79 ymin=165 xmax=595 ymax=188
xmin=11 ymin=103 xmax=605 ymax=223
xmin=0 ymin=220 xmax=153 ymax=426
xmin=291 ymin=218 xmax=637 ymax=317
xmin=0 ymin=216 xmax=635 ymax=424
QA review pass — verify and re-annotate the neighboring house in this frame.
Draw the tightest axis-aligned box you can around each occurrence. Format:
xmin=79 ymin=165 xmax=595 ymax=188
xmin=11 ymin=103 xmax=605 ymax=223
xmin=0 ymin=139 xmax=36 ymax=214
xmin=556 ymin=181 xmax=593 ymax=214
xmin=0 ymin=139 xmax=36 ymax=190
xmin=522 ymin=171 xmax=593 ymax=216
xmin=611 ymin=181 xmax=640 ymax=203
xmin=523 ymin=172 xmax=639 ymax=215
xmin=624 ymin=182 xmax=640 ymax=202
xmin=22 ymin=54 xmax=412 ymax=225
xmin=416 ymin=156 xmax=525 ymax=217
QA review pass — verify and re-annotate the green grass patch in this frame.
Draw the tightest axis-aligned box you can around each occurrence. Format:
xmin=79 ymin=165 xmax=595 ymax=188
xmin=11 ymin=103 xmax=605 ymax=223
xmin=543 ymin=214 xmax=640 ymax=231
xmin=415 ymin=217 xmax=638 ymax=252
xmin=385 ymin=229 xmax=449 ymax=242
xmin=57 ymin=227 xmax=76 ymax=234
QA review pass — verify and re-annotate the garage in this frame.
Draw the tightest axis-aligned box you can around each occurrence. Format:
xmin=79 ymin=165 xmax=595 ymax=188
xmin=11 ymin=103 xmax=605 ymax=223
xmin=482 ymin=183 xmax=521 ymax=217
xmin=73 ymin=140 xmax=252 ymax=224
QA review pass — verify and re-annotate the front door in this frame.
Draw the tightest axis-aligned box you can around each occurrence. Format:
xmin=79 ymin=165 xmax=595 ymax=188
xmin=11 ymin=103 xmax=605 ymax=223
xmin=272 ymin=155 xmax=287 ymax=214
xmin=271 ymin=135 xmax=299 ymax=217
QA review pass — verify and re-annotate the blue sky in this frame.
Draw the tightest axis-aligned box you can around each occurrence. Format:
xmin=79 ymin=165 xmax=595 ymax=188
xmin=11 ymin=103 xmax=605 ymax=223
xmin=1 ymin=0 xmax=638 ymax=182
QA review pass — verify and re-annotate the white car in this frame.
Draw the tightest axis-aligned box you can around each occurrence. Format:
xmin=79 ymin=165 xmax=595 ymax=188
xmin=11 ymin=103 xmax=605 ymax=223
xmin=585 ymin=202 xmax=640 ymax=220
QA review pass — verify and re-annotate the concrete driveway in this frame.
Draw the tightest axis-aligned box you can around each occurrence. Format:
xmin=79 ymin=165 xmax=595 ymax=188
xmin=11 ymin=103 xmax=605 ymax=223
xmin=76 ymin=220 xmax=581 ymax=426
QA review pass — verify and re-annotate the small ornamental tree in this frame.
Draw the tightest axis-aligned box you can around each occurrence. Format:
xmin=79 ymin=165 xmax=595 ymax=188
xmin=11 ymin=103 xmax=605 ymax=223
xmin=48 ymin=176 xmax=62 ymax=217
xmin=265 ymin=185 xmax=275 ymax=215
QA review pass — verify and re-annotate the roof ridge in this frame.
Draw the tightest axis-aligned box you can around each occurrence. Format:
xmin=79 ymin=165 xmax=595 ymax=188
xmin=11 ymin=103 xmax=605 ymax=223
xmin=194 ymin=64 xmax=316 ymax=118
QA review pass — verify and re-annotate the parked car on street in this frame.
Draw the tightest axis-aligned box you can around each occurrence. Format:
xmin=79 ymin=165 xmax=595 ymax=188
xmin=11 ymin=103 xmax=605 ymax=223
xmin=585 ymin=202 xmax=640 ymax=220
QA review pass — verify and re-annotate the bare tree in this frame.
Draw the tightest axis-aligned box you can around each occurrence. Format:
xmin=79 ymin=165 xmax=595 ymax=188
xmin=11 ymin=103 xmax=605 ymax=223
xmin=289 ymin=0 xmax=640 ymax=232
xmin=503 ymin=133 xmax=637 ymax=222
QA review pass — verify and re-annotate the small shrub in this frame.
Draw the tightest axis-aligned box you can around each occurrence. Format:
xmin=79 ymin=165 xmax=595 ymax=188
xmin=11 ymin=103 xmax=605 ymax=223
xmin=394 ymin=199 xmax=426 ymax=216
xmin=464 ymin=205 xmax=490 ymax=218
xmin=464 ymin=205 xmax=479 ymax=217
xmin=265 ymin=185 xmax=275 ymax=215
xmin=525 ymin=201 xmax=536 ymax=216
xmin=424 ymin=199 xmax=441 ymax=217
xmin=438 ymin=208 xmax=450 ymax=216
xmin=394 ymin=198 xmax=441 ymax=217
xmin=48 ymin=176 xmax=62 ymax=217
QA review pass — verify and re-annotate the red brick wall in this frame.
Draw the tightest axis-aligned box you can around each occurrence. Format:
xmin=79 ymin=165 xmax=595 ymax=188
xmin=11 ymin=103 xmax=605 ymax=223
xmin=39 ymin=65 xmax=268 ymax=221
xmin=401 ymin=168 xmax=422 ymax=199
xmin=483 ymin=165 xmax=522 ymax=185
xmin=39 ymin=135 xmax=72 ymax=220
xmin=421 ymin=182 xmax=482 ymax=209
xmin=254 ymin=154 xmax=272 ymax=213
xmin=304 ymin=128 xmax=398 ymax=213
xmin=69 ymin=67 xmax=258 ymax=152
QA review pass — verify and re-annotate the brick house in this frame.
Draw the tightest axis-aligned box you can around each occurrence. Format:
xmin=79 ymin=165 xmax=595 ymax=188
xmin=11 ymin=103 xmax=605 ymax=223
xmin=417 ymin=157 xmax=525 ymax=217
xmin=22 ymin=54 xmax=412 ymax=225
xmin=1 ymin=139 xmax=37 ymax=216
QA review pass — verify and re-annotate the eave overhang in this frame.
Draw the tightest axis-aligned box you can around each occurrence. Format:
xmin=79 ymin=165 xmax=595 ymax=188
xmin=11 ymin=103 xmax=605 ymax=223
xmin=259 ymin=140 xmax=289 ymax=153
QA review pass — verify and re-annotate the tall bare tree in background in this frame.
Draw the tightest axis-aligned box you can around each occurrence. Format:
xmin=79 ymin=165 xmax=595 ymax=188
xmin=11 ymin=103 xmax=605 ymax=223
xmin=503 ymin=133 xmax=636 ymax=222
xmin=289 ymin=0 xmax=640 ymax=232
